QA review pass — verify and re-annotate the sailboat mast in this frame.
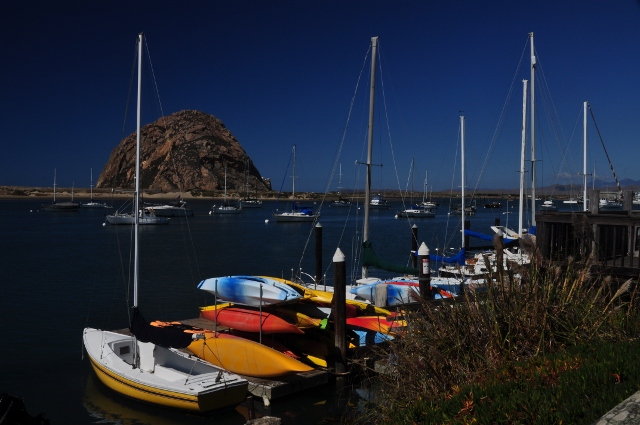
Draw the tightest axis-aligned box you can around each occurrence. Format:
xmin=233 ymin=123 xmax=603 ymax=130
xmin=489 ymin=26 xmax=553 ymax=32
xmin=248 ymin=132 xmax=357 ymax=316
xmin=519 ymin=79 xmax=528 ymax=236
xmin=460 ymin=116 xmax=465 ymax=249
xmin=362 ymin=36 xmax=378 ymax=279
xmin=53 ymin=169 xmax=57 ymax=203
xmin=90 ymin=168 xmax=94 ymax=201
xmin=133 ymin=32 xmax=142 ymax=308
xmin=292 ymin=144 xmax=296 ymax=204
xmin=583 ymin=101 xmax=588 ymax=212
xmin=529 ymin=32 xmax=536 ymax=227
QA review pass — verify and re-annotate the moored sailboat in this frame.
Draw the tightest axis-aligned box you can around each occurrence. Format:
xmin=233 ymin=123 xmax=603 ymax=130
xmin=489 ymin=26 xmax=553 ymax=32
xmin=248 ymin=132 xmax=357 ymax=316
xmin=83 ymin=33 xmax=247 ymax=412
xmin=273 ymin=145 xmax=319 ymax=222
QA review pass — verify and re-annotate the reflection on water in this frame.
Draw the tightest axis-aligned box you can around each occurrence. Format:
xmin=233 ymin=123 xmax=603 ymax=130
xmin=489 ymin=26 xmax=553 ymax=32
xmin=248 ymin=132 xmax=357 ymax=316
xmin=83 ymin=374 xmax=249 ymax=425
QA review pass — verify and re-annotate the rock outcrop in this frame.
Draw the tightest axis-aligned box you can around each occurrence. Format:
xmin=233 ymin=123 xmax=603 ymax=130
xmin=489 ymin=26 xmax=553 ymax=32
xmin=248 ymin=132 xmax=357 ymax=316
xmin=97 ymin=110 xmax=270 ymax=193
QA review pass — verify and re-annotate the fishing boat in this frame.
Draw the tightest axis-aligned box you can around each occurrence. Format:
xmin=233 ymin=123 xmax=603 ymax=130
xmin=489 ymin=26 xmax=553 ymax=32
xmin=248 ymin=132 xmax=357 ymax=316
xmin=369 ymin=193 xmax=390 ymax=209
xmin=273 ymin=145 xmax=319 ymax=222
xmin=82 ymin=168 xmax=110 ymax=208
xmin=198 ymin=275 xmax=303 ymax=306
xmin=212 ymin=163 xmax=242 ymax=214
xmin=42 ymin=169 xmax=80 ymax=212
xmin=83 ymin=34 xmax=248 ymax=412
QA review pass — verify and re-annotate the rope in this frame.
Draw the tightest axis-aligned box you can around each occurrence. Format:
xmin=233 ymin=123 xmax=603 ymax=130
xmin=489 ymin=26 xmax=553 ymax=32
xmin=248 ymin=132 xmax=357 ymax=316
xmin=589 ymin=104 xmax=622 ymax=194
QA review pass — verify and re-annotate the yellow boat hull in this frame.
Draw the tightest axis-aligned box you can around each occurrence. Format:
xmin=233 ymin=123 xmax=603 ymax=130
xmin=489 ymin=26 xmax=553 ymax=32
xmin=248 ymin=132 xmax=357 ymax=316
xmin=188 ymin=333 xmax=314 ymax=378
xmin=87 ymin=353 xmax=246 ymax=412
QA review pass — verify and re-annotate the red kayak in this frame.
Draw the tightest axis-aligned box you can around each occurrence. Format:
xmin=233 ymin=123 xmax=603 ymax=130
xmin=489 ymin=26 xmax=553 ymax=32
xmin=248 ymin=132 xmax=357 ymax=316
xmin=200 ymin=304 xmax=304 ymax=334
xmin=346 ymin=315 xmax=406 ymax=334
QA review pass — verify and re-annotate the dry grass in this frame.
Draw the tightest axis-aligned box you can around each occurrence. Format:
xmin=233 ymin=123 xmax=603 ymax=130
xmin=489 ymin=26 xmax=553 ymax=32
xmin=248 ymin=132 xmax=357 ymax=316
xmin=355 ymin=242 xmax=640 ymax=423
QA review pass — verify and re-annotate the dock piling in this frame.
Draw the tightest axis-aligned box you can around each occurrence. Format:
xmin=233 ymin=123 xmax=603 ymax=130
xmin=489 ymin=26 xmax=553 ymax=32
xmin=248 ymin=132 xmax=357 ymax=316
xmin=332 ymin=248 xmax=347 ymax=379
xmin=418 ymin=242 xmax=432 ymax=300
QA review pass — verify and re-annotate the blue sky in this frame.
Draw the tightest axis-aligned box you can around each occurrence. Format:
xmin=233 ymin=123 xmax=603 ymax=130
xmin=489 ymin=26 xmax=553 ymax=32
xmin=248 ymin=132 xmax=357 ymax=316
xmin=1 ymin=0 xmax=638 ymax=193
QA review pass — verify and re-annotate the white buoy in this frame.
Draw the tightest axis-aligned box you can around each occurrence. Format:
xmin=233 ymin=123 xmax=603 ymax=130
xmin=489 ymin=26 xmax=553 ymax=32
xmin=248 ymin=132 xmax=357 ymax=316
xmin=265 ymin=219 xmax=269 ymax=223
xmin=102 ymin=222 xmax=106 ymax=227
xmin=30 ymin=210 xmax=33 ymax=213
xmin=394 ymin=214 xmax=398 ymax=219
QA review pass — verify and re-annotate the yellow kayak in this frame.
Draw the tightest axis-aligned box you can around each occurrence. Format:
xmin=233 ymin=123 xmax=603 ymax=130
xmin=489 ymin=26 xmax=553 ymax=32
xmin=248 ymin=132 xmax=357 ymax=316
xmin=264 ymin=276 xmax=392 ymax=317
xmin=187 ymin=331 xmax=314 ymax=378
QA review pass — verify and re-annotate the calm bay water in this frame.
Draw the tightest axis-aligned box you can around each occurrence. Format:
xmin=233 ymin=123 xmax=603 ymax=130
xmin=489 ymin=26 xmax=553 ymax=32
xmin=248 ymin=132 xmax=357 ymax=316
xmin=0 ymin=196 xmax=584 ymax=423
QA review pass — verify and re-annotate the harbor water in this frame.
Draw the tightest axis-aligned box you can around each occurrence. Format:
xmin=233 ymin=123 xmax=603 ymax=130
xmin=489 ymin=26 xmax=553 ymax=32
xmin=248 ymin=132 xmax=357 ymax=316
xmin=0 ymin=196 xmax=584 ymax=423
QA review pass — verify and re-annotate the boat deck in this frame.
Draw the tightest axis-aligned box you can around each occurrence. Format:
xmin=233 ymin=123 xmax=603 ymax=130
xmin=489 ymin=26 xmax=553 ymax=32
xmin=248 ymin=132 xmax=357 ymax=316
xmin=112 ymin=316 xmax=328 ymax=403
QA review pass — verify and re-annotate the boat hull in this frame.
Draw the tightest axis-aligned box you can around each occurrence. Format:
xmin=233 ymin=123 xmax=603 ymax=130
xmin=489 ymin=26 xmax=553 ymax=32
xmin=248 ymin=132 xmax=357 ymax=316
xmin=83 ymin=329 xmax=248 ymax=412
xmin=106 ymin=213 xmax=170 ymax=225
xmin=272 ymin=212 xmax=318 ymax=222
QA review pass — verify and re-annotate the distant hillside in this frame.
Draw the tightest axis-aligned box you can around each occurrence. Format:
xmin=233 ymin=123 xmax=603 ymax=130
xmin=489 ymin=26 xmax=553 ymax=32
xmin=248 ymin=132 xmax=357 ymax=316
xmin=97 ymin=110 xmax=271 ymax=193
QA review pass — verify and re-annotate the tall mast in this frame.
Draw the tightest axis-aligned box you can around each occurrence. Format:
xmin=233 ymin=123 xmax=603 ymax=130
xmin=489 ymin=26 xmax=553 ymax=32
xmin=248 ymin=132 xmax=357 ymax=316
xmin=53 ymin=169 xmax=57 ymax=203
xmin=362 ymin=36 xmax=378 ymax=279
xmin=460 ymin=116 xmax=465 ymax=249
xmin=529 ymin=32 xmax=536 ymax=227
xmin=583 ymin=101 xmax=588 ymax=212
xmin=519 ymin=80 xmax=528 ymax=236
xmin=133 ymin=32 xmax=142 ymax=308
xmin=292 ymin=144 xmax=296 ymax=203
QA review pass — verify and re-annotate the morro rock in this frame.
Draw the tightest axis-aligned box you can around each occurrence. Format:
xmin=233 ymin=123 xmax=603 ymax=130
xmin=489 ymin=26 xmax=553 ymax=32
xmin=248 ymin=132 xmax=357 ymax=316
xmin=96 ymin=110 xmax=270 ymax=193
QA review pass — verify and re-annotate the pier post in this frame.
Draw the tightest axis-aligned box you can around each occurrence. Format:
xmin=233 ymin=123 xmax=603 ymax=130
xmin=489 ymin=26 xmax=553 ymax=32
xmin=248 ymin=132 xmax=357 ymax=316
xmin=315 ymin=222 xmax=323 ymax=286
xmin=333 ymin=248 xmax=347 ymax=378
xmin=494 ymin=217 xmax=500 ymax=227
xmin=418 ymin=242 xmax=431 ymax=300
xmin=464 ymin=220 xmax=470 ymax=250
xmin=411 ymin=224 xmax=418 ymax=268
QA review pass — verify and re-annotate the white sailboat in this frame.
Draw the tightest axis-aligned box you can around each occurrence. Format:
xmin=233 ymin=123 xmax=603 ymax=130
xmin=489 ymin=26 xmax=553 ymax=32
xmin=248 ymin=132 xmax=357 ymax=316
xmin=397 ymin=159 xmax=435 ymax=218
xmin=240 ymin=158 xmax=262 ymax=208
xmin=83 ymin=33 xmax=248 ymax=412
xmin=273 ymin=145 xmax=319 ymax=222
xmin=82 ymin=168 xmax=111 ymax=208
xmin=330 ymin=163 xmax=351 ymax=207
xmin=42 ymin=169 xmax=80 ymax=212
xmin=212 ymin=162 xmax=241 ymax=214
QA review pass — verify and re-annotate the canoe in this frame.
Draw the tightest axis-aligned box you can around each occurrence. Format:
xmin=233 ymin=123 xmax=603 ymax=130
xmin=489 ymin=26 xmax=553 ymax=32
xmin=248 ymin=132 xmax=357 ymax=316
xmin=187 ymin=331 xmax=314 ymax=378
xmin=200 ymin=304 xmax=304 ymax=334
xmin=198 ymin=276 xmax=302 ymax=306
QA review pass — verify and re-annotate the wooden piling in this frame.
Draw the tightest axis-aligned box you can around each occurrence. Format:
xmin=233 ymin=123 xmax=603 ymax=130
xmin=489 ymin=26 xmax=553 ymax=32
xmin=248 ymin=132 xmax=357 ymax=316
xmin=417 ymin=242 xmax=431 ymax=300
xmin=315 ymin=222 xmax=323 ymax=286
xmin=332 ymin=248 xmax=347 ymax=377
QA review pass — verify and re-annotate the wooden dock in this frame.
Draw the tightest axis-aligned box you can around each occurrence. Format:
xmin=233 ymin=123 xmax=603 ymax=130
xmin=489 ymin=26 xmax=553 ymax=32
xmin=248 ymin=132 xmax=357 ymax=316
xmin=536 ymin=189 xmax=640 ymax=278
xmin=113 ymin=316 xmax=329 ymax=403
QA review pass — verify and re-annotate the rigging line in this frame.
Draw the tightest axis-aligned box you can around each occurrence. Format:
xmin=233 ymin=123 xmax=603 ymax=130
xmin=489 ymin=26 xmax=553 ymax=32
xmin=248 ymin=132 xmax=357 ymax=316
xmin=119 ymin=39 xmax=139 ymax=148
xmin=377 ymin=46 xmax=404 ymax=205
xmin=589 ymin=104 xmax=622 ymax=194
xmin=471 ymin=37 xmax=530 ymax=196
xmin=143 ymin=37 xmax=165 ymax=119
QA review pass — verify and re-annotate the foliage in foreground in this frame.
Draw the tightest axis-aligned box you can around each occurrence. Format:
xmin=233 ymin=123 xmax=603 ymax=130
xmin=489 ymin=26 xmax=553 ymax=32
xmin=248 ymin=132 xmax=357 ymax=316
xmin=356 ymin=251 xmax=640 ymax=424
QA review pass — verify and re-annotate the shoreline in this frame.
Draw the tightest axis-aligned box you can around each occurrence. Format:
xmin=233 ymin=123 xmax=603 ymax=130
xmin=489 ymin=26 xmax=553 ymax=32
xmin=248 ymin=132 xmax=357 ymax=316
xmin=0 ymin=185 xmax=525 ymax=201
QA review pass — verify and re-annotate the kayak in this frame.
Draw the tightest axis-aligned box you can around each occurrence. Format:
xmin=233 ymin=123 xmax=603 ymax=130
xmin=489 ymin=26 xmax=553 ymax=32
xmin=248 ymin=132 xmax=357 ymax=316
xmin=187 ymin=331 xmax=314 ymax=378
xmin=198 ymin=275 xmax=302 ymax=306
xmin=200 ymin=303 xmax=304 ymax=334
